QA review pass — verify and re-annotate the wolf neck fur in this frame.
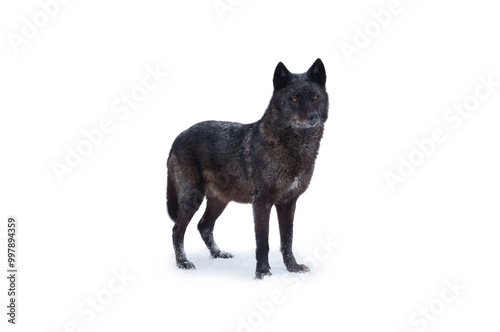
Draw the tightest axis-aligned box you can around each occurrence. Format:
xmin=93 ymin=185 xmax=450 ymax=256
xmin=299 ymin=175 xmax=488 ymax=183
xmin=259 ymin=109 xmax=323 ymax=146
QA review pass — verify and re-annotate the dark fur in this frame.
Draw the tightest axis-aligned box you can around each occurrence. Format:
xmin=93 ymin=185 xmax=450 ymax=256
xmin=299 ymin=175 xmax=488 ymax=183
xmin=166 ymin=59 xmax=328 ymax=279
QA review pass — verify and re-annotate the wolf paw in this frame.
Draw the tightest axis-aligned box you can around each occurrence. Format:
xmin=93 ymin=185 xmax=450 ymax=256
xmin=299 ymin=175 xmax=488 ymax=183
xmin=287 ymin=263 xmax=310 ymax=273
xmin=177 ymin=260 xmax=196 ymax=270
xmin=255 ymin=270 xmax=272 ymax=280
xmin=212 ymin=251 xmax=234 ymax=259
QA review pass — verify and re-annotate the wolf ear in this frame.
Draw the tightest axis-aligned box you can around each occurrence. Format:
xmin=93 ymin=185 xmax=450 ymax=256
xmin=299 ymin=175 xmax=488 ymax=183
xmin=306 ymin=58 xmax=326 ymax=87
xmin=273 ymin=62 xmax=291 ymax=90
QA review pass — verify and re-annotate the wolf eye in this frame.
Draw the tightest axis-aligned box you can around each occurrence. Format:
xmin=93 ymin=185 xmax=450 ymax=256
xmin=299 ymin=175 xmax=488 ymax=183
xmin=292 ymin=97 xmax=298 ymax=102
xmin=313 ymin=94 xmax=318 ymax=100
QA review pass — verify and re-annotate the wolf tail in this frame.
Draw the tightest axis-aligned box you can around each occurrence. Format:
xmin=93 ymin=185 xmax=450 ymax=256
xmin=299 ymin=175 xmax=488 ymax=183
xmin=166 ymin=166 xmax=178 ymax=222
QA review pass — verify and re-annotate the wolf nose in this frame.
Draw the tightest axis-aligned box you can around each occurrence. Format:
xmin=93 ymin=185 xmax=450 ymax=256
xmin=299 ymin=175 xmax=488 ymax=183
xmin=308 ymin=112 xmax=319 ymax=122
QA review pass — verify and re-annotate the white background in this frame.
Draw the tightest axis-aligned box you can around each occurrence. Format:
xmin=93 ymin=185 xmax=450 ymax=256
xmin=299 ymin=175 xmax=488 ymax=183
xmin=1 ymin=0 xmax=499 ymax=331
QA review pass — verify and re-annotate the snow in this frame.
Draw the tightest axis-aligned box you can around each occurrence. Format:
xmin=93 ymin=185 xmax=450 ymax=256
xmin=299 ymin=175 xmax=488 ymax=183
xmin=1 ymin=1 xmax=500 ymax=332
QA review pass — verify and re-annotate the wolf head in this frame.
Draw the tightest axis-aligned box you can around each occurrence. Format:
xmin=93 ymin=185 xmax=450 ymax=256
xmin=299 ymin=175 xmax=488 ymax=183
xmin=268 ymin=58 xmax=328 ymax=129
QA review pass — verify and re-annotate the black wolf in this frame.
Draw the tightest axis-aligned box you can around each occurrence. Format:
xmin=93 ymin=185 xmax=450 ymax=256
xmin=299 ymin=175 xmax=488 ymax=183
xmin=166 ymin=59 xmax=328 ymax=279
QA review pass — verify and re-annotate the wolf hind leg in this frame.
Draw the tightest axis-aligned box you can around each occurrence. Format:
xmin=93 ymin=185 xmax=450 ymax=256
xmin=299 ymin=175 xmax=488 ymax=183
xmin=197 ymin=197 xmax=233 ymax=259
xmin=172 ymin=188 xmax=205 ymax=269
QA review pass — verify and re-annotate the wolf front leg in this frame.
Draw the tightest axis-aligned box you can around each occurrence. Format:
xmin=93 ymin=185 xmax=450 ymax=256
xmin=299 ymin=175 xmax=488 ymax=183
xmin=276 ymin=198 xmax=310 ymax=273
xmin=253 ymin=197 xmax=273 ymax=279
